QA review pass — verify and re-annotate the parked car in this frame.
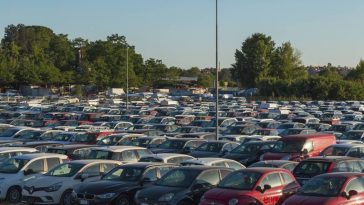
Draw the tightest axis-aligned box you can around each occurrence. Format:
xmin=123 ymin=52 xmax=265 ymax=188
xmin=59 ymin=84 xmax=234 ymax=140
xmin=0 ymin=153 xmax=68 ymax=203
xmin=150 ymin=138 xmax=206 ymax=154
xmin=320 ymin=144 xmax=364 ymax=158
xmin=261 ymin=133 xmax=336 ymax=161
xmin=0 ymin=147 xmax=38 ymax=163
xmin=190 ymin=141 xmax=239 ymax=158
xmin=200 ymin=168 xmax=300 ymax=205
xmin=293 ymin=156 xmax=364 ymax=185
xmin=181 ymin=158 xmax=245 ymax=170
xmin=223 ymin=141 xmax=276 ymax=166
xmin=135 ymin=166 xmax=233 ymax=205
xmin=83 ymin=146 xmax=152 ymax=162
xmin=283 ymin=172 xmax=364 ymax=205
xmin=139 ymin=153 xmax=195 ymax=164
xmin=22 ymin=160 xmax=121 ymax=205
xmin=249 ymin=160 xmax=299 ymax=172
xmin=74 ymin=162 xmax=177 ymax=205
xmin=46 ymin=144 xmax=97 ymax=160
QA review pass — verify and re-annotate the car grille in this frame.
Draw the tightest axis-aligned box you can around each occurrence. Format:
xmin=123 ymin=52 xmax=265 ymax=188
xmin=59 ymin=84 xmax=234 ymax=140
xmin=77 ymin=193 xmax=95 ymax=200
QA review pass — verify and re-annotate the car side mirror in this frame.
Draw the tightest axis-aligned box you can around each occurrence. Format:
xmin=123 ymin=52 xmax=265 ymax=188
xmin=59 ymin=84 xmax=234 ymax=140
xmin=256 ymin=186 xmax=263 ymax=193
xmin=343 ymin=190 xmax=358 ymax=199
xmin=264 ymin=184 xmax=272 ymax=192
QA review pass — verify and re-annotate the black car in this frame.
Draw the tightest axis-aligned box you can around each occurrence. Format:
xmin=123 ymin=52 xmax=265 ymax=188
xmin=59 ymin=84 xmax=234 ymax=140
xmin=223 ymin=141 xmax=275 ymax=166
xmin=150 ymin=138 xmax=206 ymax=154
xmin=189 ymin=141 xmax=239 ymax=158
xmin=46 ymin=144 xmax=96 ymax=159
xmin=74 ymin=163 xmax=176 ymax=205
xmin=135 ymin=166 xmax=233 ymax=205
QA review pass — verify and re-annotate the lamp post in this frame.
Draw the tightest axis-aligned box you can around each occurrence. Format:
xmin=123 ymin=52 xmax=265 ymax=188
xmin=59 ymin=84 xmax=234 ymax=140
xmin=215 ymin=0 xmax=219 ymax=140
xmin=126 ymin=46 xmax=129 ymax=111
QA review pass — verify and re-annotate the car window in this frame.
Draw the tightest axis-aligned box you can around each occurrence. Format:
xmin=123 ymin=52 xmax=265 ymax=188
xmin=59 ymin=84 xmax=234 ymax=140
xmin=159 ymin=166 xmax=174 ymax=176
xmin=282 ymin=163 xmax=297 ymax=172
xmin=220 ymin=169 xmax=232 ymax=179
xmin=345 ymin=177 xmax=364 ymax=193
xmin=101 ymin=163 xmax=118 ymax=174
xmin=136 ymin=149 xmax=151 ymax=158
xmin=212 ymin=162 xmax=226 ymax=167
xmin=26 ymin=159 xmax=45 ymax=173
xmin=46 ymin=158 xmax=60 ymax=170
xmin=333 ymin=162 xmax=350 ymax=172
xmin=83 ymin=164 xmax=101 ymax=175
xmin=121 ymin=150 xmax=138 ymax=162
xmin=196 ymin=170 xmax=220 ymax=186
xmin=226 ymin=161 xmax=243 ymax=170
xmin=281 ymin=172 xmax=294 ymax=184
xmin=144 ymin=167 xmax=158 ymax=181
xmin=260 ymin=173 xmax=283 ymax=188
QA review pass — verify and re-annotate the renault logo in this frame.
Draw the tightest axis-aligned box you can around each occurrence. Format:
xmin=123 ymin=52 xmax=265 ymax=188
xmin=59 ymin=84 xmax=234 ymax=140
xmin=29 ymin=186 xmax=34 ymax=194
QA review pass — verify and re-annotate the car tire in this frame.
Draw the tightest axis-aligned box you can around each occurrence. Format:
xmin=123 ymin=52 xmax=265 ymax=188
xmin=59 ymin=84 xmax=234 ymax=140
xmin=60 ymin=189 xmax=74 ymax=205
xmin=6 ymin=186 xmax=21 ymax=203
xmin=114 ymin=194 xmax=131 ymax=205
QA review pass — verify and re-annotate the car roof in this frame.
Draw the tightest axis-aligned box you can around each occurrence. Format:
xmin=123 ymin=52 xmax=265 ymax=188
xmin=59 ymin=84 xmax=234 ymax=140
xmin=14 ymin=153 xmax=67 ymax=160
xmin=0 ymin=147 xmax=37 ymax=152
xmin=90 ymin=145 xmax=146 ymax=152
xmin=182 ymin=157 xmax=236 ymax=165
xmin=64 ymin=159 xmax=121 ymax=165
xmin=119 ymin=162 xmax=176 ymax=169
xmin=303 ymin=156 xmax=358 ymax=162
xmin=241 ymin=167 xmax=290 ymax=173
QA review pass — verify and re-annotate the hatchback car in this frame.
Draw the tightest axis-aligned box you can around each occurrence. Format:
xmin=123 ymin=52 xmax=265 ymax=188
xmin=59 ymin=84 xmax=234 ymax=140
xmin=74 ymin=163 xmax=176 ymax=205
xmin=190 ymin=141 xmax=239 ymax=158
xmin=200 ymin=168 xmax=300 ymax=205
xmin=135 ymin=166 xmax=233 ymax=205
xmin=249 ymin=160 xmax=299 ymax=172
xmin=22 ymin=160 xmax=121 ymax=205
xmin=180 ymin=158 xmax=245 ymax=170
xmin=283 ymin=172 xmax=364 ymax=205
xmin=139 ymin=153 xmax=195 ymax=164
xmin=0 ymin=153 xmax=68 ymax=203
xmin=293 ymin=156 xmax=364 ymax=185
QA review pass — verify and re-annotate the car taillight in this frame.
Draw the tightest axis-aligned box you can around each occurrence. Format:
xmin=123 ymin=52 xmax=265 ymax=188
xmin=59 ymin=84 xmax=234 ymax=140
xmin=327 ymin=162 xmax=334 ymax=172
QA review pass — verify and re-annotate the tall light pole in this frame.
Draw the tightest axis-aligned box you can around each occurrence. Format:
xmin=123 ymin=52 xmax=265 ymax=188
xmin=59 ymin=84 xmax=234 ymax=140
xmin=126 ymin=46 xmax=129 ymax=111
xmin=215 ymin=0 xmax=219 ymax=140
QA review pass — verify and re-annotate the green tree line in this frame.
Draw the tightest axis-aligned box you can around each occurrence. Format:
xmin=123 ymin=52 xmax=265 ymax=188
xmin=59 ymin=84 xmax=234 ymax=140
xmin=232 ymin=33 xmax=364 ymax=100
xmin=0 ymin=24 xmax=214 ymax=89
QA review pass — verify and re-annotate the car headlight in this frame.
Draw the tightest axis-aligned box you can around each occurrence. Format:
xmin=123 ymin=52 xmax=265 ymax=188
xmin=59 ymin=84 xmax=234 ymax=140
xmin=45 ymin=182 xmax=63 ymax=192
xmin=158 ymin=193 xmax=174 ymax=201
xmin=96 ymin=193 xmax=116 ymax=199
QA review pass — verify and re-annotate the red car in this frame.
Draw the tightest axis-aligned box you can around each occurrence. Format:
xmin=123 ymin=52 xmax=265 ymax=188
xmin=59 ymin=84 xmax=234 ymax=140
xmin=200 ymin=168 xmax=300 ymax=205
xmin=283 ymin=172 xmax=364 ymax=205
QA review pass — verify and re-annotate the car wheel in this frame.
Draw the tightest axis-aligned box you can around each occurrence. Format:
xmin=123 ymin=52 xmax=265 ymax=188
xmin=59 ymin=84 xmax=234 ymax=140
xmin=60 ymin=190 xmax=74 ymax=205
xmin=6 ymin=186 xmax=21 ymax=203
xmin=115 ymin=194 xmax=131 ymax=205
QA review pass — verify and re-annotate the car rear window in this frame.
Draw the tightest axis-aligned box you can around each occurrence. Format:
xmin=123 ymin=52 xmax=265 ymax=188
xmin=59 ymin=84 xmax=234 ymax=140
xmin=294 ymin=161 xmax=331 ymax=177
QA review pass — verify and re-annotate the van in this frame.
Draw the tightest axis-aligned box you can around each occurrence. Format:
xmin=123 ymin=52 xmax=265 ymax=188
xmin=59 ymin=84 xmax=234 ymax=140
xmin=261 ymin=133 xmax=336 ymax=161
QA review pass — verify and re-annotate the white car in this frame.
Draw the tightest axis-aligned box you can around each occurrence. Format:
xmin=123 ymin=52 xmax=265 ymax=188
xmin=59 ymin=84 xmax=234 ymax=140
xmin=0 ymin=147 xmax=38 ymax=163
xmin=0 ymin=153 xmax=68 ymax=203
xmin=180 ymin=157 xmax=246 ymax=170
xmin=22 ymin=160 xmax=121 ymax=205
xmin=139 ymin=153 xmax=195 ymax=164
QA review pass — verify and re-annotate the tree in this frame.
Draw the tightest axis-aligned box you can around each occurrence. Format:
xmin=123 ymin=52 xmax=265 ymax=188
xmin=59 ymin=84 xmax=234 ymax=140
xmin=232 ymin=33 xmax=275 ymax=88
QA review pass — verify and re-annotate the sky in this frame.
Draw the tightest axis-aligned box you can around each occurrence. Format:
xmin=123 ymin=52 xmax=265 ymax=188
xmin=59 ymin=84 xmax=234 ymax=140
xmin=1 ymin=0 xmax=364 ymax=69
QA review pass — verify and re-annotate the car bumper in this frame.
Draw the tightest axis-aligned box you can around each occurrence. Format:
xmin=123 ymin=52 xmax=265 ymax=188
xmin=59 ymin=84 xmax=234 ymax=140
xmin=75 ymin=195 xmax=117 ymax=205
xmin=22 ymin=190 xmax=61 ymax=204
xmin=0 ymin=184 xmax=10 ymax=200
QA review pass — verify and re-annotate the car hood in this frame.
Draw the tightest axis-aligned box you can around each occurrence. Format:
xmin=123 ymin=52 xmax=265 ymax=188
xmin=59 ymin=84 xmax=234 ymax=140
xmin=137 ymin=185 xmax=185 ymax=201
xmin=284 ymin=195 xmax=335 ymax=205
xmin=24 ymin=175 xmax=65 ymax=187
xmin=75 ymin=180 xmax=137 ymax=195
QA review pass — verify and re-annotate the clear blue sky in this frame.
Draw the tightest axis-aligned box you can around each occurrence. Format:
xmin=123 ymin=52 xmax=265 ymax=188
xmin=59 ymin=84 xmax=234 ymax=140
xmin=1 ymin=0 xmax=364 ymax=69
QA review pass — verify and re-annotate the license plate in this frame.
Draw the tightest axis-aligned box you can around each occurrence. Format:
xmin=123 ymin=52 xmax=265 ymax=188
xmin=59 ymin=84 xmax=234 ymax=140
xmin=79 ymin=199 xmax=89 ymax=205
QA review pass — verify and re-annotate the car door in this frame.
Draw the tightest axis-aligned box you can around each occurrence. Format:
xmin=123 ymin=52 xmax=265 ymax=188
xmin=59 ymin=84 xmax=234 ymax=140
xmin=280 ymin=172 xmax=300 ymax=203
xmin=191 ymin=170 xmax=221 ymax=203
xmin=81 ymin=163 xmax=102 ymax=182
xmin=46 ymin=157 xmax=61 ymax=171
xmin=121 ymin=150 xmax=138 ymax=162
xmin=257 ymin=173 xmax=284 ymax=205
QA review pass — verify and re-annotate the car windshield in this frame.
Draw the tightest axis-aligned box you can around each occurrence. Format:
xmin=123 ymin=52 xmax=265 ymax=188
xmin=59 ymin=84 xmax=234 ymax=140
xmin=339 ymin=132 xmax=363 ymax=141
xmin=158 ymin=140 xmax=185 ymax=149
xmin=71 ymin=134 xmax=94 ymax=143
xmin=97 ymin=136 xmax=123 ymax=145
xmin=128 ymin=138 xmax=151 ymax=147
xmin=321 ymin=146 xmax=349 ymax=156
xmin=218 ymin=171 xmax=261 ymax=190
xmin=45 ymin=163 xmax=84 ymax=177
xmin=139 ymin=157 xmax=163 ymax=162
xmin=271 ymin=140 xmax=305 ymax=153
xmin=155 ymin=169 xmax=199 ymax=188
xmin=294 ymin=162 xmax=331 ymax=177
xmin=195 ymin=142 xmax=223 ymax=152
xmin=0 ymin=158 xmax=29 ymax=173
xmin=103 ymin=167 xmax=144 ymax=182
xmin=298 ymin=176 xmax=346 ymax=197
xmin=231 ymin=143 xmax=261 ymax=154
xmin=0 ymin=128 xmax=19 ymax=138
xmin=85 ymin=150 xmax=112 ymax=159
xmin=52 ymin=133 xmax=73 ymax=141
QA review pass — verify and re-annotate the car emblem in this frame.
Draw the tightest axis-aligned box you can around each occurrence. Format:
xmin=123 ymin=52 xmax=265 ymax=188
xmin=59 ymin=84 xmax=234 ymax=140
xmin=29 ymin=186 xmax=34 ymax=194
